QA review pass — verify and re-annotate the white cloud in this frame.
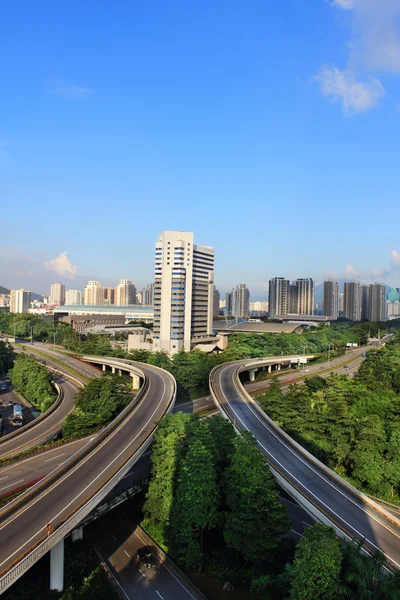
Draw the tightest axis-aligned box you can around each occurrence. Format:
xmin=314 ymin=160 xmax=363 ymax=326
xmin=331 ymin=0 xmax=354 ymax=9
xmin=51 ymin=78 xmax=93 ymax=99
xmin=392 ymin=250 xmax=400 ymax=265
xmin=44 ymin=252 xmax=79 ymax=279
xmin=314 ymin=66 xmax=385 ymax=113
xmin=331 ymin=0 xmax=400 ymax=72
xmin=345 ymin=264 xmax=358 ymax=276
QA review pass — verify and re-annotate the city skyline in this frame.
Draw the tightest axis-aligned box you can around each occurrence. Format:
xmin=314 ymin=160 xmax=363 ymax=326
xmin=1 ymin=1 xmax=400 ymax=297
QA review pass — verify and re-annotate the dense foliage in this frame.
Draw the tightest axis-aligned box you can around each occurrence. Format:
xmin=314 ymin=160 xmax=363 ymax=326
xmin=9 ymin=354 xmax=57 ymax=413
xmin=0 ymin=340 xmax=14 ymax=377
xmin=142 ymin=413 xmax=290 ymax=575
xmin=257 ymin=338 xmax=400 ymax=503
xmin=62 ymin=373 xmax=133 ymax=438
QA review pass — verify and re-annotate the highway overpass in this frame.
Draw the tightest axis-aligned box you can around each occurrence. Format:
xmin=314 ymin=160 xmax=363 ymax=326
xmin=0 ymin=357 xmax=176 ymax=594
xmin=210 ymin=355 xmax=400 ymax=570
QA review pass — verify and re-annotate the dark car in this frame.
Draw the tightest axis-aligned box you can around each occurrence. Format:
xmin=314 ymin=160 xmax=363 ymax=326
xmin=137 ymin=546 xmax=157 ymax=568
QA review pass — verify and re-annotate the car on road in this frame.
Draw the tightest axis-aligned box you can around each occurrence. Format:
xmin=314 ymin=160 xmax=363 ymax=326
xmin=0 ymin=384 xmax=7 ymax=393
xmin=137 ymin=546 xmax=157 ymax=568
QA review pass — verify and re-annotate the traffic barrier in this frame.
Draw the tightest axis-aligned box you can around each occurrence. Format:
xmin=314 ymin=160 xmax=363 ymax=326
xmin=0 ymin=359 xmax=177 ymax=591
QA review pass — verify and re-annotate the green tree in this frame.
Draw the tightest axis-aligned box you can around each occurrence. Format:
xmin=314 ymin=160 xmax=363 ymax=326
xmin=223 ymin=433 xmax=290 ymax=564
xmin=0 ymin=341 xmax=14 ymax=377
xmin=142 ymin=412 xmax=198 ymax=548
xmin=171 ymin=422 xmax=219 ymax=570
xmin=289 ymin=524 xmax=342 ymax=600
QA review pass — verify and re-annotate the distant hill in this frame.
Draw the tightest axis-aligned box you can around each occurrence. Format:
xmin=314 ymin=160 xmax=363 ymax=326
xmin=0 ymin=285 xmax=43 ymax=301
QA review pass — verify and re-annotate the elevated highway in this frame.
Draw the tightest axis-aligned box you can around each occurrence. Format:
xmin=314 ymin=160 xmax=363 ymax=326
xmin=210 ymin=355 xmax=400 ymax=570
xmin=0 ymin=357 xmax=176 ymax=594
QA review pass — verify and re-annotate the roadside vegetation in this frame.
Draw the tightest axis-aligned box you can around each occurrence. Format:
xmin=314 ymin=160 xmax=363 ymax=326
xmin=0 ymin=340 xmax=14 ymax=378
xmin=142 ymin=413 xmax=400 ymax=599
xmin=257 ymin=337 xmax=400 ymax=504
xmin=62 ymin=373 xmax=134 ymax=438
xmin=9 ymin=354 xmax=57 ymax=413
xmin=2 ymin=537 xmax=117 ymax=600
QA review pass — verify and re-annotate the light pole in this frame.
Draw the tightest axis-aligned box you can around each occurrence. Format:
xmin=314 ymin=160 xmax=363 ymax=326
xmin=328 ymin=343 xmax=331 ymax=366
xmin=53 ymin=331 xmax=56 ymax=351
xmin=31 ymin=326 xmax=33 ymax=345
xmin=302 ymin=345 xmax=307 ymax=370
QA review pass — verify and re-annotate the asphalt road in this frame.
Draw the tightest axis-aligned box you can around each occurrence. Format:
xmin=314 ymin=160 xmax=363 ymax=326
xmin=0 ymin=360 xmax=176 ymax=584
xmin=0 ymin=388 xmax=36 ymax=437
xmin=0 ymin=376 xmax=80 ymax=459
xmin=88 ymin=511 xmax=203 ymax=600
xmin=211 ymin=357 xmax=400 ymax=570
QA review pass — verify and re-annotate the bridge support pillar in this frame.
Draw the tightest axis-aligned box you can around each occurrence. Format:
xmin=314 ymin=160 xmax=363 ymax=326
xmin=131 ymin=374 xmax=140 ymax=390
xmin=71 ymin=527 xmax=83 ymax=542
xmin=102 ymin=364 xmax=107 ymax=372
xmin=277 ymin=364 xmax=281 ymax=371
xmin=112 ymin=366 xmax=116 ymax=374
xmin=249 ymin=368 xmax=257 ymax=382
xmin=268 ymin=365 xmax=272 ymax=374
xmin=50 ymin=537 xmax=64 ymax=592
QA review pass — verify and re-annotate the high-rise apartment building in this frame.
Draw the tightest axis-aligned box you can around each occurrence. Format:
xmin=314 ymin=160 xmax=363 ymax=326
xmin=323 ymin=280 xmax=339 ymax=317
xmin=83 ymin=281 xmax=105 ymax=306
xmin=142 ymin=283 xmax=154 ymax=306
xmin=231 ymin=284 xmax=250 ymax=318
xmin=115 ymin=280 xmax=136 ymax=305
xmin=343 ymin=280 xmax=361 ymax=321
xmin=289 ymin=283 xmax=298 ymax=314
xmin=361 ymin=285 xmax=370 ymax=321
xmin=368 ymin=282 xmax=386 ymax=322
xmin=153 ymin=231 xmax=214 ymax=354
xmin=65 ymin=289 xmax=82 ymax=305
xmin=213 ymin=286 xmax=220 ymax=316
xmin=296 ymin=278 xmax=314 ymax=315
xmin=104 ymin=286 xmax=115 ymax=305
xmin=10 ymin=289 xmax=31 ymax=313
xmin=49 ymin=282 xmax=65 ymax=306
xmin=268 ymin=278 xmax=290 ymax=317
xmin=225 ymin=292 xmax=232 ymax=316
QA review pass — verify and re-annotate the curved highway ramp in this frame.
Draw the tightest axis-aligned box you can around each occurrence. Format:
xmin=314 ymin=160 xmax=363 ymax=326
xmin=0 ymin=359 xmax=176 ymax=594
xmin=210 ymin=356 xmax=400 ymax=571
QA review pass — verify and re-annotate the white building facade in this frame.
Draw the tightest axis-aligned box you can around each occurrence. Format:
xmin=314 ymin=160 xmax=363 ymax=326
xmin=153 ymin=231 xmax=214 ymax=354
xmin=65 ymin=289 xmax=82 ymax=305
xmin=83 ymin=281 xmax=105 ymax=306
xmin=49 ymin=282 xmax=65 ymax=306
xmin=10 ymin=289 xmax=31 ymax=313
xmin=115 ymin=279 xmax=136 ymax=305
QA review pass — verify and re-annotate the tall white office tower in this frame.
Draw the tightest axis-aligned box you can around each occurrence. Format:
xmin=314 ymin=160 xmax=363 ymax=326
xmin=49 ymin=282 xmax=66 ymax=306
xmin=343 ymin=280 xmax=361 ymax=321
xmin=231 ymin=284 xmax=250 ymax=318
xmin=268 ymin=277 xmax=290 ymax=317
xmin=83 ymin=281 xmax=105 ymax=305
xmin=65 ymin=289 xmax=82 ymax=305
xmin=323 ymin=280 xmax=339 ymax=317
xmin=115 ymin=279 xmax=136 ymax=305
xmin=153 ymin=231 xmax=214 ymax=355
xmin=10 ymin=289 xmax=31 ymax=313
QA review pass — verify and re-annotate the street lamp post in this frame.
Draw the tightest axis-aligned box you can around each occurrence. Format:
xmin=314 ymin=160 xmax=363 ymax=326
xmin=328 ymin=343 xmax=331 ymax=366
xmin=31 ymin=326 xmax=33 ymax=345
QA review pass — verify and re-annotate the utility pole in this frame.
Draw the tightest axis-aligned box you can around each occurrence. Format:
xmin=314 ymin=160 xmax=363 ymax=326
xmin=31 ymin=326 xmax=33 ymax=345
xmin=54 ymin=331 xmax=56 ymax=351
xmin=328 ymin=343 xmax=331 ymax=366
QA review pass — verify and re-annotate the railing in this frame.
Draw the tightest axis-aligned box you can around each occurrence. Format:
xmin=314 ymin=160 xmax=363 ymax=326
xmin=0 ymin=360 xmax=176 ymax=593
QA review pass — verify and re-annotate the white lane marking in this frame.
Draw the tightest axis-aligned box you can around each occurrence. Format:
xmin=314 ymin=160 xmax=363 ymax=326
xmin=0 ymin=476 xmax=9 ymax=482
xmin=229 ymin=366 xmax=400 ymax=544
xmin=112 ymin=534 xmax=117 ymax=541
xmin=216 ymin=365 xmax=400 ymax=569
xmin=135 ymin=528 xmax=198 ymax=600
xmin=0 ymin=371 xmax=172 ymax=568
xmin=156 ymin=591 xmax=164 ymax=599
xmin=124 ymin=550 xmax=130 ymax=558
xmin=139 ymin=568 xmax=145 ymax=577
xmin=0 ymin=479 xmax=24 ymax=492
xmin=291 ymin=529 xmax=305 ymax=538
xmin=44 ymin=453 xmax=65 ymax=463
xmin=302 ymin=521 xmax=313 ymax=527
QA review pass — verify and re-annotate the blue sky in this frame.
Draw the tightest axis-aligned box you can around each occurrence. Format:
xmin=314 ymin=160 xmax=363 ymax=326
xmin=1 ymin=0 xmax=400 ymax=299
